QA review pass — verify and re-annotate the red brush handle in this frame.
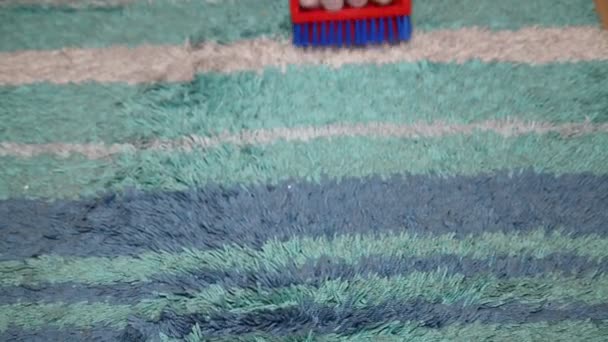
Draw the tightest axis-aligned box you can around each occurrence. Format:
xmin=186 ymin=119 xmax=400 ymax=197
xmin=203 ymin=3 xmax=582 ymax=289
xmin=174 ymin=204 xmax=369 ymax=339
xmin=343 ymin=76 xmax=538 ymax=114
xmin=290 ymin=0 xmax=411 ymax=23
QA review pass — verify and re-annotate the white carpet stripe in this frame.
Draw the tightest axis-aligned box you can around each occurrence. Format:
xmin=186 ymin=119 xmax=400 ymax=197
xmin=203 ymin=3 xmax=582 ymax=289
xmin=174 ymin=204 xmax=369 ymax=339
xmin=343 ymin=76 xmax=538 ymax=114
xmin=2 ymin=119 xmax=607 ymax=159
xmin=1 ymin=26 xmax=607 ymax=85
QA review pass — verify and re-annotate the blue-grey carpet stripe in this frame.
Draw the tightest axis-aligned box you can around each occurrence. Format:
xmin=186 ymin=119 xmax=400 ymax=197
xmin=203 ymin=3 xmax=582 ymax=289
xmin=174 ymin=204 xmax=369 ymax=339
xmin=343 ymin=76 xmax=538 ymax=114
xmin=2 ymin=170 xmax=608 ymax=260
xmin=147 ymin=300 xmax=608 ymax=339
xmin=3 ymin=301 xmax=608 ymax=341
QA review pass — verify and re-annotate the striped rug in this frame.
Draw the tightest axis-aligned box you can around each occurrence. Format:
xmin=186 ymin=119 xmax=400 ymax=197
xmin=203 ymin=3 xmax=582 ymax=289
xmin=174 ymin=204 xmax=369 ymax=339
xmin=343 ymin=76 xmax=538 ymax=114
xmin=2 ymin=0 xmax=608 ymax=341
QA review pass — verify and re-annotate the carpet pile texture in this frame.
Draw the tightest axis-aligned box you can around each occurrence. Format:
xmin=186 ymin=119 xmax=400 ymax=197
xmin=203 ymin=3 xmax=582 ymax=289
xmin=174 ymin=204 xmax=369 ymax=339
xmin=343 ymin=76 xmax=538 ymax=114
xmin=1 ymin=0 xmax=608 ymax=341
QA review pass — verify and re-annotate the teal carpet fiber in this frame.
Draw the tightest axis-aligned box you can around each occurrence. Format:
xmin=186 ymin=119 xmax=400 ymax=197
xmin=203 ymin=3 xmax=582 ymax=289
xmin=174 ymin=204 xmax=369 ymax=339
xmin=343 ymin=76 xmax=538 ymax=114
xmin=1 ymin=0 xmax=608 ymax=341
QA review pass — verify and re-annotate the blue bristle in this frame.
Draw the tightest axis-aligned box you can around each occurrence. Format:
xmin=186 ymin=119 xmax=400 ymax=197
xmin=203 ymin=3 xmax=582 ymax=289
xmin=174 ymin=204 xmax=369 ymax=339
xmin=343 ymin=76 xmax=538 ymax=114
xmin=333 ymin=22 xmax=338 ymax=45
xmin=362 ymin=20 xmax=368 ymax=45
xmin=294 ymin=24 xmax=302 ymax=46
xmin=320 ymin=23 xmax=325 ymax=46
xmin=318 ymin=23 xmax=323 ymax=46
xmin=388 ymin=17 xmax=396 ymax=42
xmin=319 ymin=22 xmax=323 ymax=46
xmin=344 ymin=22 xmax=349 ymax=46
xmin=379 ymin=18 xmax=385 ymax=43
xmin=370 ymin=19 xmax=377 ymax=44
xmin=402 ymin=16 xmax=412 ymax=41
xmin=360 ymin=20 xmax=367 ymax=45
xmin=396 ymin=17 xmax=404 ymax=41
xmin=293 ymin=15 xmax=411 ymax=47
xmin=301 ymin=23 xmax=309 ymax=47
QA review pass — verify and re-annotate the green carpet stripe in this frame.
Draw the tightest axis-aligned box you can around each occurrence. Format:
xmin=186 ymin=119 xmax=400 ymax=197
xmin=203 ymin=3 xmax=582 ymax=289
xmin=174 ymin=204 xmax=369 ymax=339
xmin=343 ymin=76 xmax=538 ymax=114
xmin=2 ymin=132 xmax=608 ymax=199
xmin=0 ymin=302 xmax=132 ymax=331
xmin=0 ymin=0 xmax=132 ymax=9
xmin=2 ymin=229 xmax=607 ymax=287
xmin=1 ymin=272 xmax=608 ymax=332
xmin=4 ymin=120 xmax=608 ymax=159
xmin=3 ymin=62 xmax=608 ymax=144
xmin=0 ymin=0 xmax=599 ymax=51
xmin=303 ymin=321 xmax=608 ymax=342
xmin=167 ymin=321 xmax=608 ymax=342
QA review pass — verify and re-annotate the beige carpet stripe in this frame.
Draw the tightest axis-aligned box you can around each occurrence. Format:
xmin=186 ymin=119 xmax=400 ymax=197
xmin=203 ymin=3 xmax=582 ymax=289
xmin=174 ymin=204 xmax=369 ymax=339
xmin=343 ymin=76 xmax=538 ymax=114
xmin=1 ymin=26 xmax=607 ymax=85
xmin=2 ymin=120 xmax=608 ymax=159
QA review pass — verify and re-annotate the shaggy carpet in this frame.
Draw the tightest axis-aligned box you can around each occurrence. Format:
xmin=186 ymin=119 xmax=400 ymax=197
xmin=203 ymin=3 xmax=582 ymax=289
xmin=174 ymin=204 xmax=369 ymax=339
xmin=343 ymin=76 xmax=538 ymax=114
xmin=2 ymin=0 xmax=608 ymax=341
